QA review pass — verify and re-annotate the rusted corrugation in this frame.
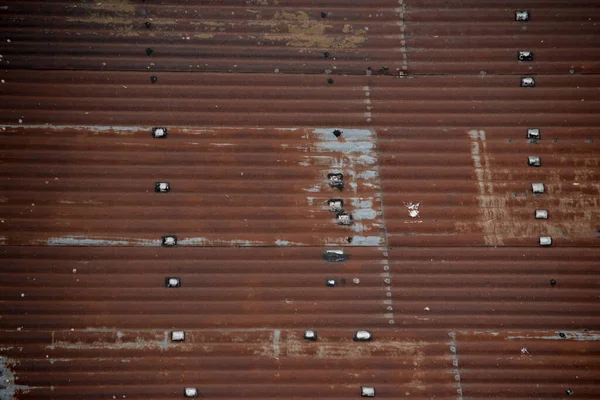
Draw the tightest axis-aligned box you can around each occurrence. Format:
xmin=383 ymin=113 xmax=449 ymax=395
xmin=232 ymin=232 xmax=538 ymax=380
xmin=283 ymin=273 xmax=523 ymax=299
xmin=0 ymin=247 xmax=395 ymax=330
xmin=0 ymin=328 xmax=459 ymax=399
xmin=0 ymin=0 xmax=404 ymax=75
xmin=454 ymin=330 xmax=600 ymax=398
xmin=405 ymin=0 xmax=600 ymax=74
xmin=0 ymin=126 xmax=385 ymax=247
xmin=387 ymin=247 xmax=600 ymax=329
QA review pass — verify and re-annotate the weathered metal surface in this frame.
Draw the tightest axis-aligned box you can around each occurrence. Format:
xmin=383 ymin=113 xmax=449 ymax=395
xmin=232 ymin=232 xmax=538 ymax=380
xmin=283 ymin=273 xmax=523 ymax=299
xmin=1 ymin=0 xmax=600 ymax=399
xmin=0 ymin=0 xmax=405 ymax=75
xmin=0 ymin=126 xmax=384 ymax=247
xmin=406 ymin=0 xmax=600 ymax=75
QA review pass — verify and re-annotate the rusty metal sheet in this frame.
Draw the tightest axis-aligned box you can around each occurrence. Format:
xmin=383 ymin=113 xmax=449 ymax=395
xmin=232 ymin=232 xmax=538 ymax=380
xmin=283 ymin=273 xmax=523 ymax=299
xmin=0 ymin=126 xmax=385 ymax=247
xmin=405 ymin=0 xmax=600 ymax=74
xmin=0 ymin=0 xmax=405 ymax=75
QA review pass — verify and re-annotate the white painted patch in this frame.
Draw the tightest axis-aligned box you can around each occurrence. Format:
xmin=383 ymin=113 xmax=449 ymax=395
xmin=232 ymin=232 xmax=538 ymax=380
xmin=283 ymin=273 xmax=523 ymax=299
xmin=209 ymin=143 xmax=235 ymax=147
xmin=46 ymin=236 xmax=159 ymax=247
xmin=302 ymin=184 xmax=321 ymax=193
xmin=404 ymin=201 xmax=421 ymax=218
xmin=350 ymin=236 xmax=384 ymax=246
xmin=275 ymin=240 xmax=291 ymax=246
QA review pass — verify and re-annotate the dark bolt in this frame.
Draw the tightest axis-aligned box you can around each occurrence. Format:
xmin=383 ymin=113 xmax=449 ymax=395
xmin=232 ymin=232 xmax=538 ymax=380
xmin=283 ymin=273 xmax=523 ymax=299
xmin=559 ymin=332 xmax=566 ymax=338
xmin=146 ymin=48 xmax=154 ymax=56
xmin=367 ymin=67 xmax=372 ymax=71
xmin=150 ymin=76 xmax=158 ymax=84
xmin=340 ymin=278 xmax=347 ymax=285
xmin=333 ymin=129 xmax=342 ymax=137
xmin=324 ymin=51 xmax=329 ymax=59
xmin=321 ymin=12 xmax=327 ymax=18
xmin=550 ymin=279 xmax=556 ymax=287
xmin=144 ymin=21 xmax=151 ymax=29
xmin=347 ymin=237 xmax=353 ymax=243
xmin=565 ymin=389 xmax=573 ymax=395
xmin=327 ymin=78 xmax=334 ymax=85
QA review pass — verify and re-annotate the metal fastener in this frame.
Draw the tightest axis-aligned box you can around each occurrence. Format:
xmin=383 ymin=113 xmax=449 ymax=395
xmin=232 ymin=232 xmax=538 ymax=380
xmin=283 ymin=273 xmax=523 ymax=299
xmin=531 ymin=183 xmax=545 ymax=194
xmin=528 ymin=156 xmax=541 ymax=167
xmin=162 ymin=235 xmax=177 ymax=246
xmin=527 ymin=128 xmax=540 ymax=140
xmin=328 ymin=199 xmax=344 ymax=212
xmin=165 ymin=277 xmax=181 ymax=288
xmin=155 ymin=182 xmax=170 ymax=193
xmin=535 ymin=210 xmax=548 ymax=219
xmin=327 ymin=173 xmax=344 ymax=190
xmin=539 ymin=236 xmax=552 ymax=246
xmin=354 ymin=330 xmax=373 ymax=341
xmin=304 ymin=330 xmax=317 ymax=340
xmin=326 ymin=278 xmax=337 ymax=287
xmin=518 ymin=51 xmax=533 ymax=61
xmin=171 ymin=331 xmax=185 ymax=341
xmin=361 ymin=387 xmax=376 ymax=397
xmin=336 ymin=213 xmax=353 ymax=226
xmin=184 ymin=388 xmax=198 ymax=398
xmin=152 ymin=127 xmax=167 ymax=138
xmin=521 ymin=77 xmax=535 ymax=87
xmin=515 ymin=11 xmax=530 ymax=21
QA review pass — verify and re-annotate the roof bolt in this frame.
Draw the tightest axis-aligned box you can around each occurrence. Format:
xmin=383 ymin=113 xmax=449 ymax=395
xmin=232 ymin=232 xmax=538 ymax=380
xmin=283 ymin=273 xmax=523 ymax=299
xmin=328 ymin=199 xmax=344 ymax=212
xmin=321 ymin=12 xmax=327 ymax=18
xmin=527 ymin=156 xmax=541 ymax=167
xmin=155 ymin=182 xmax=171 ymax=193
xmin=559 ymin=332 xmax=567 ymax=338
xmin=535 ymin=210 xmax=548 ymax=219
xmin=531 ymin=183 xmax=545 ymax=194
xmin=361 ymin=386 xmax=376 ymax=397
xmin=347 ymin=237 xmax=353 ymax=243
xmin=304 ymin=330 xmax=317 ymax=340
xmin=324 ymin=51 xmax=330 ymax=59
xmin=325 ymin=278 xmax=337 ymax=287
xmin=146 ymin=47 xmax=154 ymax=56
xmin=152 ymin=127 xmax=167 ymax=138
xmin=526 ymin=128 xmax=541 ymax=140
xmin=184 ymin=388 xmax=198 ymax=398
xmin=327 ymin=78 xmax=334 ymax=84
xmin=171 ymin=331 xmax=185 ymax=341
xmin=354 ymin=330 xmax=373 ymax=341
xmin=327 ymin=173 xmax=344 ymax=190
xmin=336 ymin=213 xmax=353 ymax=226
xmin=165 ymin=277 xmax=181 ymax=288
xmin=518 ymin=51 xmax=533 ymax=61
xmin=150 ymin=75 xmax=158 ymax=84
xmin=144 ymin=21 xmax=152 ymax=29
xmin=520 ymin=77 xmax=535 ymax=87
xmin=550 ymin=279 xmax=557 ymax=287
xmin=333 ymin=129 xmax=342 ymax=137
xmin=162 ymin=235 xmax=177 ymax=246
xmin=565 ymin=388 xmax=573 ymax=395
xmin=515 ymin=11 xmax=530 ymax=21
xmin=539 ymin=236 xmax=552 ymax=246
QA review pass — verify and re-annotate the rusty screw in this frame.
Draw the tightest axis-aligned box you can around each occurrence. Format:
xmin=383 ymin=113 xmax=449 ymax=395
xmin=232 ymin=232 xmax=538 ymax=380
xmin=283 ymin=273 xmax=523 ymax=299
xmin=333 ymin=129 xmax=342 ymax=137
xmin=146 ymin=48 xmax=154 ymax=56
xmin=550 ymin=279 xmax=556 ymax=287
xmin=150 ymin=76 xmax=158 ymax=84
xmin=559 ymin=332 xmax=566 ymax=338
xmin=324 ymin=51 xmax=329 ymax=59
xmin=321 ymin=12 xmax=327 ymax=18
xmin=565 ymin=389 xmax=573 ymax=395
xmin=145 ymin=21 xmax=151 ymax=29
xmin=327 ymin=78 xmax=334 ymax=85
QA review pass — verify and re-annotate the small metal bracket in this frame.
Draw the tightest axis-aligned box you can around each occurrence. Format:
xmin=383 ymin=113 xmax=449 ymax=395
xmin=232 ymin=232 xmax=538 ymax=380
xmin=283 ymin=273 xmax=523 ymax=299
xmin=361 ymin=387 xmax=376 ymax=397
xmin=304 ymin=330 xmax=318 ymax=341
xmin=165 ymin=277 xmax=181 ymax=288
xmin=518 ymin=51 xmax=533 ymax=61
xmin=515 ymin=11 xmax=530 ymax=21
xmin=535 ymin=210 xmax=549 ymax=219
xmin=539 ymin=236 xmax=552 ymax=246
xmin=162 ymin=235 xmax=177 ymax=246
xmin=520 ymin=77 xmax=535 ymax=87
xmin=527 ymin=156 xmax=541 ymax=167
xmin=323 ymin=249 xmax=350 ymax=262
xmin=531 ymin=183 xmax=545 ymax=194
xmin=325 ymin=278 xmax=337 ymax=287
xmin=155 ymin=182 xmax=170 ymax=193
xmin=152 ymin=127 xmax=167 ymax=138
xmin=527 ymin=128 xmax=540 ymax=140
xmin=171 ymin=331 xmax=185 ymax=341
xmin=328 ymin=199 xmax=344 ymax=212
xmin=354 ymin=330 xmax=373 ymax=341
xmin=327 ymin=173 xmax=344 ymax=190
xmin=336 ymin=213 xmax=353 ymax=226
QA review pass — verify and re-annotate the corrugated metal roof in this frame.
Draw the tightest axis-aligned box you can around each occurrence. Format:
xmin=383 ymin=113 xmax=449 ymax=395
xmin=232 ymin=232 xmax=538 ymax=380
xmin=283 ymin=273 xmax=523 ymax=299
xmin=1 ymin=0 xmax=599 ymax=399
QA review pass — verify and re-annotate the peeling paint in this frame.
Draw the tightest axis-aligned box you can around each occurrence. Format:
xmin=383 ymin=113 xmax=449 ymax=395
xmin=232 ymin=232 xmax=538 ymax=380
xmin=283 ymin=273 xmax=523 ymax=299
xmin=46 ymin=236 xmax=159 ymax=247
xmin=0 ymin=356 xmax=39 ymax=399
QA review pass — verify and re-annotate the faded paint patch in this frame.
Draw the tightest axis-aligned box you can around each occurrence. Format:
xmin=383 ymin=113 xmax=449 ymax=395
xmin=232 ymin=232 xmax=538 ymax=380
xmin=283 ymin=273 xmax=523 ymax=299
xmin=263 ymin=11 xmax=366 ymax=48
xmin=0 ymin=356 xmax=39 ymax=399
xmin=350 ymin=236 xmax=384 ymax=246
xmin=46 ymin=236 xmax=159 ymax=247
xmin=467 ymin=130 xmax=504 ymax=246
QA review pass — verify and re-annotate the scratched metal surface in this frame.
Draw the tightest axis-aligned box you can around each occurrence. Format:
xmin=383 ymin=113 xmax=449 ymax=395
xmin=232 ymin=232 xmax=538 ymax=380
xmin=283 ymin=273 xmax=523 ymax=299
xmin=1 ymin=0 xmax=600 ymax=399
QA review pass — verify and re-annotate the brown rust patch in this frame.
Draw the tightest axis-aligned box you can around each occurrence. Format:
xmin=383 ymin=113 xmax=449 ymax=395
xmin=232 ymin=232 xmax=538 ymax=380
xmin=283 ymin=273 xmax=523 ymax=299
xmin=263 ymin=11 xmax=366 ymax=48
